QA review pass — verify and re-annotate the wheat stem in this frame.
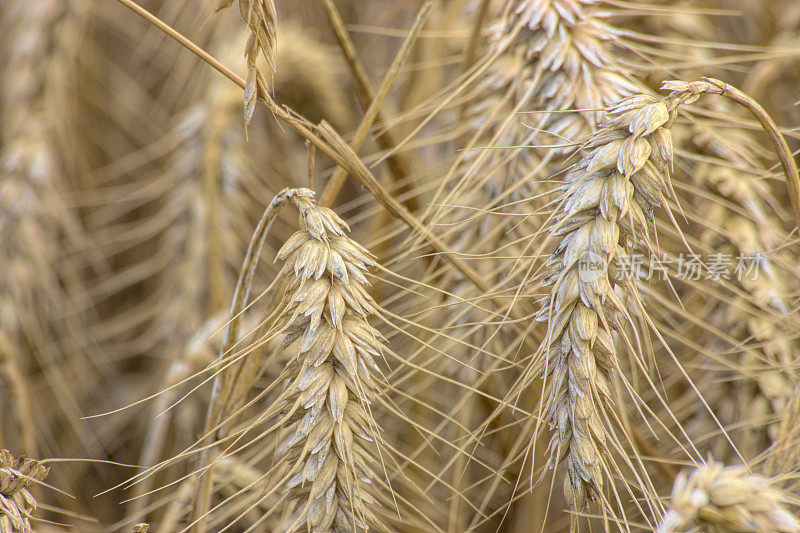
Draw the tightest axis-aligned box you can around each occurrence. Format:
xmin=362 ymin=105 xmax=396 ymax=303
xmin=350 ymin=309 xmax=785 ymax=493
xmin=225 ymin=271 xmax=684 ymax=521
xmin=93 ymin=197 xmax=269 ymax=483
xmin=318 ymin=0 xmax=419 ymax=212
xmin=194 ymin=188 xmax=304 ymax=532
xmin=111 ymin=0 xmax=517 ymax=320
xmin=318 ymin=0 xmax=432 ymax=208
xmin=697 ymin=78 xmax=800 ymax=231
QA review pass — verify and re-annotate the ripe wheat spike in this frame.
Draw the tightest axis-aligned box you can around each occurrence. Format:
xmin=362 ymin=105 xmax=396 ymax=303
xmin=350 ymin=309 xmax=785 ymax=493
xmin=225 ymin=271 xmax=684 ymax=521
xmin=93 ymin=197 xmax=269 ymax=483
xmin=657 ymin=461 xmax=800 ymax=533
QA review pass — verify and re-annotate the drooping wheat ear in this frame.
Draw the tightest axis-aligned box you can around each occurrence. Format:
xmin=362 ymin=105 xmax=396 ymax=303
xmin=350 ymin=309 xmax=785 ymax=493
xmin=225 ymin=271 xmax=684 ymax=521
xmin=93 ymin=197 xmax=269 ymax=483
xmin=466 ymin=0 xmax=638 ymax=165
xmin=132 ymin=524 xmax=150 ymax=533
xmin=215 ymin=0 xmax=277 ymax=123
xmin=537 ymin=89 xmax=690 ymax=509
xmin=657 ymin=461 xmax=800 ymax=533
xmin=499 ymin=0 xmax=638 ymax=136
xmin=0 ymin=450 xmax=48 ymax=533
xmin=263 ymin=188 xmax=386 ymax=531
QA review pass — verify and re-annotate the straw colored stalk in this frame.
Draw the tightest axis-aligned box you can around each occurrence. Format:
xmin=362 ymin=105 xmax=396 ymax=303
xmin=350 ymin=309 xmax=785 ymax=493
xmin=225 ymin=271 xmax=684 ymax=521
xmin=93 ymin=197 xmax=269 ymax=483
xmin=657 ymin=461 xmax=800 ymax=532
xmin=157 ymin=452 xmax=279 ymax=531
xmin=97 ymin=24 xmax=346 ymax=364
xmin=537 ymin=90 xmax=689 ymax=508
xmin=126 ymin=315 xmax=228 ymax=522
xmin=0 ymin=450 xmax=49 ymax=533
xmin=254 ymin=189 xmax=386 ymax=531
xmin=538 ymin=77 xmax=800 ymax=510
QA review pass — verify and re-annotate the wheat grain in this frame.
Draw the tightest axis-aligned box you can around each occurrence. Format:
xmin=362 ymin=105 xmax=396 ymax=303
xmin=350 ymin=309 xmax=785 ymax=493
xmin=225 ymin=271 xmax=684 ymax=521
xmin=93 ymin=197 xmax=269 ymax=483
xmin=657 ymin=461 xmax=800 ymax=533
xmin=0 ymin=450 xmax=48 ymax=533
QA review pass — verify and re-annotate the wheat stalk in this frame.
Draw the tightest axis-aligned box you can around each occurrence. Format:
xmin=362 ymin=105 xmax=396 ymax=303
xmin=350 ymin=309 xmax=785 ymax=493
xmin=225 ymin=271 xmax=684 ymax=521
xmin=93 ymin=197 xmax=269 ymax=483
xmin=657 ymin=461 xmax=800 ymax=532
xmin=0 ymin=450 xmax=48 ymax=533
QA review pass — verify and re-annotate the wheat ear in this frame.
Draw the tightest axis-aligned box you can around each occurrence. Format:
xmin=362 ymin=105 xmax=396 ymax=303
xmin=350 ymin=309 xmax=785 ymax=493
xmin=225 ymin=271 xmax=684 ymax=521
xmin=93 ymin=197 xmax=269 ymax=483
xmin=201 ymin=188 xmax=386 ymax=532
xmin=270 ymin=189 xmax=385 ymax=531
xmin=0 ymin=450 xmax=48 ymax=533
xmin=214 ymin=0 xmax=277 ymax=123
xmin=501 ymin=0 xmax=638 ymax=135
xmin=425 ymin=0 xmax=642 ymax=268
xmin=539 ymin=76 xmax=800 ymax=508
xmin=657 ymin=461 xmax=800 ymax=533
xmin=538 ymin=89 xmax=690 ymax=508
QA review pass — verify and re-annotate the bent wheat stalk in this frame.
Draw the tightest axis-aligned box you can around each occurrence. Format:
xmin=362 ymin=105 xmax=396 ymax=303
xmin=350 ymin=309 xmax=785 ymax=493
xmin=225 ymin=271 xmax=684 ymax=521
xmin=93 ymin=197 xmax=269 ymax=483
xmin=657 ymin=461 xmax=800 ymax=532
xmin=662 ymin=78 xmax=800 ymax=231
xmin=112 ymin=0 xmax=520 ymax=322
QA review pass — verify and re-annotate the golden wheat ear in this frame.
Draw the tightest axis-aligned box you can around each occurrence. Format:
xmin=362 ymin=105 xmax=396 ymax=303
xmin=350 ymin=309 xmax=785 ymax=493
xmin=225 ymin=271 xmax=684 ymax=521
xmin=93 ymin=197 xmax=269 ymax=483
xmin=191 ymin=188 xmax=394 ymax=531
xmin=267 ymin=190 xmax=387 ymax=531
xmin=657 ymin=460 xmax=800 ymax=533
xmin=214 ymin=0 xmax=277 ymax=124
xmin=0 ymin=450 xmax=49 ymax=533
xmin=536 ymin=91 xmax=684 ymax=511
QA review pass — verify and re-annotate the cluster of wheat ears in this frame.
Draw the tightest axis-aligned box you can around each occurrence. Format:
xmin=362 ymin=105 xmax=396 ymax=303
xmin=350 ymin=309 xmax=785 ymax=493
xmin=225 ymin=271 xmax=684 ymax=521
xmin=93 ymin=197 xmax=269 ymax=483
xmin=1 ymin=0 xmax=800 ymax=532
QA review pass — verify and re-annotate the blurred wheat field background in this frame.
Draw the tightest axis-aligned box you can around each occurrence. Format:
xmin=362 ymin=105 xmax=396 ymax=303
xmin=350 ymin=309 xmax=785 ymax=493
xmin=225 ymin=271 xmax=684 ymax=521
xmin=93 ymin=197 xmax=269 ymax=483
xmin=1 ymin=0 xmax=800 ymax=532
